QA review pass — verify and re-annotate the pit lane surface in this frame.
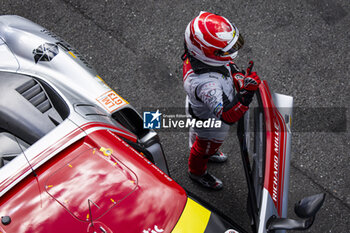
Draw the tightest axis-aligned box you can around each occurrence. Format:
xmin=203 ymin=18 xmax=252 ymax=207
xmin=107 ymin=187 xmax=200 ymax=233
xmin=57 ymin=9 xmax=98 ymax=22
xmin=2 ymin=1 xmax=349 ymax=232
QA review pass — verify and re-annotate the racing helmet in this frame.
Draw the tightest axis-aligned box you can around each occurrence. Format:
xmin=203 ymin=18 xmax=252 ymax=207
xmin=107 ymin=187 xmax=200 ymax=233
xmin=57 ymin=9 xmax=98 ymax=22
xmin=184 ymin=11 xmax=244 ymax=66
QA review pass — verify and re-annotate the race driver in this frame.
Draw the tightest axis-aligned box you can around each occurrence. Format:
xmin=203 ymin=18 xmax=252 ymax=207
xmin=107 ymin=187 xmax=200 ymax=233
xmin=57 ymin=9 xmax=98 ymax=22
xmin=182 ymin=11 xmax=261 ymax=190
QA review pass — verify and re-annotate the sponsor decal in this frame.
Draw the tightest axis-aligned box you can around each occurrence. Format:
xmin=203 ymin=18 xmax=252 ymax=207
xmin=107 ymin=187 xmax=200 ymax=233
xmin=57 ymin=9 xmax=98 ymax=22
xmin=214 ymin=103 xmax=223 ymax=117
xmin=33 ymin=43 xmax=59 ymax=63
xmin=96 ymin=90 xmax=128 ymax=113
xmin=259 ymin=82 xmax=288 ymax=216
xmin=99 ymin=147 xmax=113 ymax=156
xmin=143 ymin=225 xmax=164 ymax=233
xmin=272 ymin=121 xmax=279 ymax=203
xmin=40 ymin=29 xmax=93 ymax=69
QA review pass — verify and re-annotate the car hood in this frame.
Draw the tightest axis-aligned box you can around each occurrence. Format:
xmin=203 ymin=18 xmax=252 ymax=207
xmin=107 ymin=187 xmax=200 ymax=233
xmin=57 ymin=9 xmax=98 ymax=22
xmin=0 ymin=129 xmax=187 ymax=233
xmin=45 ymin=146 xmax=138 ymax=222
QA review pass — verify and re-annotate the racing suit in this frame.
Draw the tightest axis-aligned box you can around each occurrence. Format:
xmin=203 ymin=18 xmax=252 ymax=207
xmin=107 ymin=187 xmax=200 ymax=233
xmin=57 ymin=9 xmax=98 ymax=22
xmin=183 ymin=54 xmax=249 ymax=175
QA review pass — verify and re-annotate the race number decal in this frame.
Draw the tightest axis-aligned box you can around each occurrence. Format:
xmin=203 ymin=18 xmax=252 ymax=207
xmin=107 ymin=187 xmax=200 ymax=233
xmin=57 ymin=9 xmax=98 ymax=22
xmin=96 ymin=90 xmax=128 ymax=113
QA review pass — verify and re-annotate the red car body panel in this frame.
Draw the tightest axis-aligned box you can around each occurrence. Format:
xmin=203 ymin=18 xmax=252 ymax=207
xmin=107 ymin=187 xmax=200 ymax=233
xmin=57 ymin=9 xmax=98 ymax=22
xmin=0 ymin=122 xmax=138 ymax=196
xmin=259 ymin=81 xmax=287 ymax=216
xmin=0 ymin=129 xmax=187 ymax=233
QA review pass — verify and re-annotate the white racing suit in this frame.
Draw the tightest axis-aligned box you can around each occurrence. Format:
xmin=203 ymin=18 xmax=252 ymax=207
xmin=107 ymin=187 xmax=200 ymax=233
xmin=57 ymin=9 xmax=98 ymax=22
xmin=183 ymin=54 xmax=249 ymax=175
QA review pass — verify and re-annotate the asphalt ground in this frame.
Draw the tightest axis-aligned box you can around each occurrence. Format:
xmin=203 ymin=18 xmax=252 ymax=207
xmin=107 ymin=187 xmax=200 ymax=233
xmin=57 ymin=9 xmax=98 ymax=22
xmin=2 ymin=0 xmax=349 ymax=232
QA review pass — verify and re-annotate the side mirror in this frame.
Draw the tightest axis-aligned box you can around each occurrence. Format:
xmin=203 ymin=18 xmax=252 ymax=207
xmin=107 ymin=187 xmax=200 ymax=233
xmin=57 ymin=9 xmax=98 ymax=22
xmin=294 ymin=193 xmax=326 ymax=219
xmin=266 ymin=217 xmax=314 ymax=231
xmin=267 ymin=193 xmax=325 ymax=232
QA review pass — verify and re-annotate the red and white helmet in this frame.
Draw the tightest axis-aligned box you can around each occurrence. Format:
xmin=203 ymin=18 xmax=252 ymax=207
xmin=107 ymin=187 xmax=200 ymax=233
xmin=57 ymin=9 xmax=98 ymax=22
xmin=185 ymin=11 xmax=244 ymax=66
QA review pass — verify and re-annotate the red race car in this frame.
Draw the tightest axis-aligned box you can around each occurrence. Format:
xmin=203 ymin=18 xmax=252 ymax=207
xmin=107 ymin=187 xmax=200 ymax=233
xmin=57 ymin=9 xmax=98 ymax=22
xmin=0 ymin=15 xmax=324 ymax=233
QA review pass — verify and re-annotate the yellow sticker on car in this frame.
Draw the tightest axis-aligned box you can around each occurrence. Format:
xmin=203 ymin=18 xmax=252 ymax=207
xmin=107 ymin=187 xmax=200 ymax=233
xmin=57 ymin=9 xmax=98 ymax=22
xmin=172 ymin=198 xmax=211 ymax=233
xmin=68 ymin=51 xmax=76 ymax=58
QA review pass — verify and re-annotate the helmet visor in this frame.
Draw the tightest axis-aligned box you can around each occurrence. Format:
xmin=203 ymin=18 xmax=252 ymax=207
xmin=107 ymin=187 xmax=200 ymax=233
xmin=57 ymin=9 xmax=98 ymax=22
xmin=216 ymin=34 xmax=244 ymax=56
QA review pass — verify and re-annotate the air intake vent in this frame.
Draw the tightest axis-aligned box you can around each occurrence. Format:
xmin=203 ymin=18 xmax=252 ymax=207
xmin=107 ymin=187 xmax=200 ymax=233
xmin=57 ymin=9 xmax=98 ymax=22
xmin=16 ymin=79 xmax=52 ymax=113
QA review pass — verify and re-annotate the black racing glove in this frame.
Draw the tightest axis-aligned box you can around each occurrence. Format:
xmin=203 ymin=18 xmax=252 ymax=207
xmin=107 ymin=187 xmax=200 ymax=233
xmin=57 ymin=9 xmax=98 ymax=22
xmin=238 ymin=91 xmax=254 ymax=106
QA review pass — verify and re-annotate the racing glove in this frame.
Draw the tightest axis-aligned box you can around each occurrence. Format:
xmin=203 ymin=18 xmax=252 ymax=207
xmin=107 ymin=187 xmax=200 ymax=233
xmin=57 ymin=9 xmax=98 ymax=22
xmin=230 ymin=61 xmax=261 ymax=94
xmin=238 ymin=91 xmax=254 ymax=106
xmin=233 ymin=71 xmax=261 ymax=94
xmin=220 ymin=92 xmax=249 ymax=125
